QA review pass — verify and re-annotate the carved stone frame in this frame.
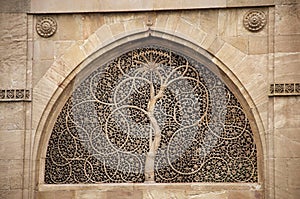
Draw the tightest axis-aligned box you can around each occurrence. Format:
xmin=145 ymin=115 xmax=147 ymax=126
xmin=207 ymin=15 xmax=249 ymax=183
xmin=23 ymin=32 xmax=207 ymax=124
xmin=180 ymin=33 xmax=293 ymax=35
xmin=34 ymin=32 xmax=265 ymax=197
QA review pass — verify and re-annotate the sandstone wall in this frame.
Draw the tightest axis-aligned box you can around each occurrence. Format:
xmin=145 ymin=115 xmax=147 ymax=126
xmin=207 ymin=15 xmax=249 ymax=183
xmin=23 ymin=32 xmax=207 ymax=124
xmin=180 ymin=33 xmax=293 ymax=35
xmin=0 ymin=0 xmax=299 ymax=199
xmin=0 ymin=1 xmax=30 ymax=198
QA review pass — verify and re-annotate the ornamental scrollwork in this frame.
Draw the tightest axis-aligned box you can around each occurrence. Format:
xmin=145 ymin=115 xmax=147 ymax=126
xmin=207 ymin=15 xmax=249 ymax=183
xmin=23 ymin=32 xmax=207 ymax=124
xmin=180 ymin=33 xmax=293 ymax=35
xmin=45 ymin=46 xmax=258 ymax=184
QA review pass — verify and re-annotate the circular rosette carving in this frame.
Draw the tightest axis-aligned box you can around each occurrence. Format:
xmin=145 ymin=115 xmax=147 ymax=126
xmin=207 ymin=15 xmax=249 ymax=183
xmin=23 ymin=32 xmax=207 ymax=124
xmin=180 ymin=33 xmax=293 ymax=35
xmin=36 ymin=16 xmax=57 ymax=38
xmin=243 ymin=10 xmax=267 ymax=32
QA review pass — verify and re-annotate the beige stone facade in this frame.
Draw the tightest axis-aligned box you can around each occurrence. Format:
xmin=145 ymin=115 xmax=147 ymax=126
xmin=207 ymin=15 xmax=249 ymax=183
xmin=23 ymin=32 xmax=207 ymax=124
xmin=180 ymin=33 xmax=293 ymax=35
xmin=0 ymin=0 xmax=299 ymax=198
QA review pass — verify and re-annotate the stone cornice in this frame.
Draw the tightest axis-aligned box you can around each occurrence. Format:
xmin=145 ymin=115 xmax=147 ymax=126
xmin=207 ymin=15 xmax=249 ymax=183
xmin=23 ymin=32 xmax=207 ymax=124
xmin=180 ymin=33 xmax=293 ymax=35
xmin=29 ymin=0 xmax=275 ymax=14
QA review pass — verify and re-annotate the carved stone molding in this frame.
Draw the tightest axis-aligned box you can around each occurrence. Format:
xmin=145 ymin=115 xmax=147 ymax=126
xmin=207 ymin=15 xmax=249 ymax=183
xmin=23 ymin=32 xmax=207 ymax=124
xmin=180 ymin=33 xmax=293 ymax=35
xmin=36 ymin=16 xmax=57 ymax=38
xmin=0 ymin=89 xmax=31 ymax=102
xmin=243 ymin=10 xmax=267 ymax=32
xmin=269 ymin=83 xmax=300 ymax=96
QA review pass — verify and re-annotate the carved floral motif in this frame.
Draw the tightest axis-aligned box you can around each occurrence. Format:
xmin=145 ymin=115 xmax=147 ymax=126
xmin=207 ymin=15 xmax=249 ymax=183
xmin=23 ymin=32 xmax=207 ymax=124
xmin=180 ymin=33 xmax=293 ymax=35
xmin=36 ymin=16 xmax=57 ymax=38
xmin=243 ymin=10 xmax=267 ymax=32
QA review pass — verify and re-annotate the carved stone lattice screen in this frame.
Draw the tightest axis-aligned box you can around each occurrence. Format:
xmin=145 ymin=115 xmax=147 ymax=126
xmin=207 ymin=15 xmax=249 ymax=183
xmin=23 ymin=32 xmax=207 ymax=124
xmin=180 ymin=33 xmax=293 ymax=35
xmin=45 ymin=46 xmax=258 ymax=184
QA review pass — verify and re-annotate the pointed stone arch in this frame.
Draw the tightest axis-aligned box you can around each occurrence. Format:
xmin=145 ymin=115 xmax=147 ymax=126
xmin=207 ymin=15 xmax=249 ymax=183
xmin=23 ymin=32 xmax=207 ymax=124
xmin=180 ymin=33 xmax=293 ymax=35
xmin=32 ymin=25 xmax=265 ymax=197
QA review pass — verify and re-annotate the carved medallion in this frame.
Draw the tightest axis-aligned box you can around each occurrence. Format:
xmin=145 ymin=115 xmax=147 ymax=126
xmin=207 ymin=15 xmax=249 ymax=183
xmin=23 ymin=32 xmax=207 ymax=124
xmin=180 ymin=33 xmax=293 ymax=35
xmin=243 ymin=10 xmax=266 ymax=32
xmin=36 ymin=16 xmax=57 ymax=38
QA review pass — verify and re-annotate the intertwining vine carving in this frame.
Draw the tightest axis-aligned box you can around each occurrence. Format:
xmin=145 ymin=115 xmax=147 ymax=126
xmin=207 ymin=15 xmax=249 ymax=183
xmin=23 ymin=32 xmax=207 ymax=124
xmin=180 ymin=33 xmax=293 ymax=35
xmin=45 ymin=46 xmax=258 ymax=184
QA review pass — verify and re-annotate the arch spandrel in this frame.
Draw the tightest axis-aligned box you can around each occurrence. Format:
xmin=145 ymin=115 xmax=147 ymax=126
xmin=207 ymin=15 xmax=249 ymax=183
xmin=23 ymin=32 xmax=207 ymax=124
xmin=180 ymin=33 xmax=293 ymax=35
xmin=42 ymin=40 xmax=260 ymax=184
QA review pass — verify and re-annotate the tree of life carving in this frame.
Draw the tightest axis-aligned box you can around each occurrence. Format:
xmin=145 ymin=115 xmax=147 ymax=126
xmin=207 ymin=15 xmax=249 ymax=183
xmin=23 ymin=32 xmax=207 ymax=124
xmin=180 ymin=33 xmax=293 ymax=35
xmin=45 ymin=47 xmax=258 ymax=184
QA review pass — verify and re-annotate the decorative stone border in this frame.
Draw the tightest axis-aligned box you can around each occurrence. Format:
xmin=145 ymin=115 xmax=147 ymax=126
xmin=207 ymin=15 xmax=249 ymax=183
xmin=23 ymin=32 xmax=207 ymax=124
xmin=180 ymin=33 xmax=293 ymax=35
xmin=269 ymin=83 xmax=300 ymax=96
xmin=0 ymin=89 xmax=31 ymax=102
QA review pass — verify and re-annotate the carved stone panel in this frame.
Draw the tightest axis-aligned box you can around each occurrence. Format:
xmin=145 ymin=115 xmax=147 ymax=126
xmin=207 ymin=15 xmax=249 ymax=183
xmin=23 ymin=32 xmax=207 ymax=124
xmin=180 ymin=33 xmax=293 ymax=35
xmin=45 ymin=46 xmax=258 ymax=184
xmin=243 ymin=10 xmax=267 ymax=32
xmin=36 ymin=16 xmax=57 ymax=38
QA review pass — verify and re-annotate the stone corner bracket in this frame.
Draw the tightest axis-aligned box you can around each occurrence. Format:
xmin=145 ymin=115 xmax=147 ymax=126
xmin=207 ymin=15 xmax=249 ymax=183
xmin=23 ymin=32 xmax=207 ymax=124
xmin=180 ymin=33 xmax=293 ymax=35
xmin=243 ymin=10 xmax=267 ymax=32
xmin=36 ymin=16 xmax=57 ymax=38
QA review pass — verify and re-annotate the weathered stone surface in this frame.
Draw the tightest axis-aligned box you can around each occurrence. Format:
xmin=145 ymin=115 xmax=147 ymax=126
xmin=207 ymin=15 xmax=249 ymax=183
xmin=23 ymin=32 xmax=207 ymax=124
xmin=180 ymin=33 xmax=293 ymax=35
xmin=216 ymin=43 xmax=246 ymax=68
xmin=288 ymin=159 xmax=300 ymax=188
xmin=208 ymin=37 xmax=225 ymax=54
xmin=274 ymin=52 xmax=300 ymax=82
xmin=222 ymin=36 xmax=248 ymax=53
xmin=275 ymin=0 xmax=299 ymax=4
xmin=0 ymin=190 xmax=22 ymax=199
xmin=82 ymin=14 xmax=105 ymax=39
xmin=275 ymin=128 xmax=300 ymax=158
xmin=274 ymin=97 xmax=300 ymax=129
xmin=0 ymin=0 xmax=29 ymax=12
xmin=54 ymin=41 xmax=76 ymax=59
xmin=199 ymin=9 xmax=218 ymax=35
xmin=0 ymin=160 xmax=23 ymax=190
xmin=218 ymin=9 xmax=238 ymax=36
xmin=275 ymin=35 xmax=300 ymax=53
xmin=249 ymin=36 xmax=269 ymax=54
xmin=0 ymin=103 xmax=25 ymax=130
xmin=0 ymin=13 xmax=27 ymax=88
xmin=275 ymin=158 xmax=300 ymax=199
xmin=228 ymin=190 xmax=263 ymax=199
xmin=36 ymin=190 xmax=75 ymax=199
xmin=227 ymin=0 xmax=274 ymax=7
xmin=0 ymin=130 xmax=24 ymax=160
xmin=187 ymin=191 xmax=227 ymax=199
xmin=0 ymin=41 xmax=27 ymax=88
xmin=56 ymin=15 xmax=82 ymax=40
xmin=275 ymin=4 xmax=300 ymax=35
xmin=142 ymin=187 xmax=186 ymax=199
xmin=181 ymin=11 xmax=200 ymax=28
xmin=34 ymin=41 xmax=54 ymax=60
xmin=107 ymin=190 xmax=143 ymax=199
xmin=30 ymin=0 xmax=228 ymax=13
xmin=0 ymin=13 xmax=27 ymax=41
xmin=176 ymin=17 xmax=194 ymax=37
xmin=32 ymin=60 xmax=54 ymax=87
xmin=75 ymin=190 xmax=106 ymax=199
xmin=109 ymin=22 xmax=126 ymax=38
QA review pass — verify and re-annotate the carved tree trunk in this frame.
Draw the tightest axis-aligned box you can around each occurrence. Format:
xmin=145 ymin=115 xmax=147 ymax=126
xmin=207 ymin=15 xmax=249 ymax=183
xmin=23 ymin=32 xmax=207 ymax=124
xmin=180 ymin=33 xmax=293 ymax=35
xmin=144 ymin=84 xmax=165 ymax=182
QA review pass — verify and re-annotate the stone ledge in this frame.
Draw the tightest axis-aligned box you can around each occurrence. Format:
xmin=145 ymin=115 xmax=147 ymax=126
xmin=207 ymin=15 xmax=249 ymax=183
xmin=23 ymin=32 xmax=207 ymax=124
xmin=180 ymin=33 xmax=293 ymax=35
xmin=38 ymin=183 xmax=263 ymax=191
xmin=29 ymin=0 xmax=274 ymax=14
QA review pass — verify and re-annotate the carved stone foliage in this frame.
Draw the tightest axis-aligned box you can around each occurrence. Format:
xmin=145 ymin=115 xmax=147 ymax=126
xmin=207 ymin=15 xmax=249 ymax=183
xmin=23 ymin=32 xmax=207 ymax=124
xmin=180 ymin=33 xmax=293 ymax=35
xmin=243 ymin=10 xmax=267 ymax=32
xmin=36 ymin=16 xmax=57 ymax=38
xmin=45 ymin=46 xmax=258 ymax=184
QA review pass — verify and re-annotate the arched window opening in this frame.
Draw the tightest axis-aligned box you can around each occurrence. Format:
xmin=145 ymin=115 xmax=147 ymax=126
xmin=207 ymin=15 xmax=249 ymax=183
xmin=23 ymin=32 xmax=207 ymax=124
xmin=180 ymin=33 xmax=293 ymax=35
xmin=45 ymin=46 xmax=258 ymax=184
